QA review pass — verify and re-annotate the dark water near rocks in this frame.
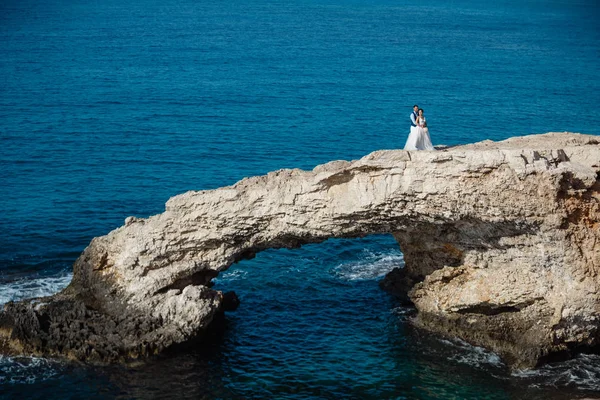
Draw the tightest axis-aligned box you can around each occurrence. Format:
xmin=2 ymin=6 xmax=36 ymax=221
xmin=1 ymin=0 xmax=599 ymax=398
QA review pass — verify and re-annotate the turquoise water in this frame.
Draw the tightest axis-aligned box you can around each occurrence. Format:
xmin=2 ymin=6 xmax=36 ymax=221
xmin=1 ymin=0 xmax=599 ymax=398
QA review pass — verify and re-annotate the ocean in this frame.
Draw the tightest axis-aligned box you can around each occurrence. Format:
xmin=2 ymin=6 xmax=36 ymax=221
xmin=1 ymin=0 xmax=599 ymax=398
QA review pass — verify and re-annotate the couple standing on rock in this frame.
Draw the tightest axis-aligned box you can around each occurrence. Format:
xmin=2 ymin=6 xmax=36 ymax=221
xmin=404 ymin=104 xmax=435 ymax=151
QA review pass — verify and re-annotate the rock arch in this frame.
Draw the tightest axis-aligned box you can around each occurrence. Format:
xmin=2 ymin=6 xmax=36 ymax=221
xmin=1 ymin=132 xmax=599 ymax=369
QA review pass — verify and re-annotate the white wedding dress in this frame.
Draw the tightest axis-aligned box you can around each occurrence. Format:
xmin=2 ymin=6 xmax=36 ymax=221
xmin=404 ymin=117 xmax=435 ymax=151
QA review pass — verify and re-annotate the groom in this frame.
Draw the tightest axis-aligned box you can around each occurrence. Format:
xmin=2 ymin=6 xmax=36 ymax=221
xmin=410 ymin=104 xmax=418 ymax=134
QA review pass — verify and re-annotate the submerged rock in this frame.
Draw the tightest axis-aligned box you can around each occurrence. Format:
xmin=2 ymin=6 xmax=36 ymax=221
xmin=1 ymin=132 xmax=598 ymax=369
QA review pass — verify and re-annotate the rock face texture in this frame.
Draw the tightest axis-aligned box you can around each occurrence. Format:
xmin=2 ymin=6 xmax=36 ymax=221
xmin=1 ymin=132 xmax=599 ymax=368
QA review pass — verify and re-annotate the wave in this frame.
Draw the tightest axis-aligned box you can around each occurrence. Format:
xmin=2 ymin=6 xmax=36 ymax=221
xmin=0 ymin=272 xmax=74 ymax=386
xmin=0 ymin=355 xmax=62 ymax=385
xmin=331 ymin=250 xmax=404 ymax=281
xmin=439 ymin=338 xmax=505 ymax=369
xmin=0 ymin=272 xmax=72 ymax=307
xmin=214 ymin=269 xmax=248 ymax=283
xmin=513 ymin=353 xmax=600 ymax=392
xmin=440 ymin=338 xmax=600 ymax=391
xmin=390 ymin=306 xmax=416 ymax=322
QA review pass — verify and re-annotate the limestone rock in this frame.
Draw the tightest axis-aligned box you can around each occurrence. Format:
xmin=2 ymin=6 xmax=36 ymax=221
xmin=1 ymin=132 xmax=598 ymax=369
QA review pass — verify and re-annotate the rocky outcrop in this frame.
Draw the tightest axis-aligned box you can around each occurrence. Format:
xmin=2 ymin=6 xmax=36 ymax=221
xmin=1 ymin=132 xmax=599 ymax=369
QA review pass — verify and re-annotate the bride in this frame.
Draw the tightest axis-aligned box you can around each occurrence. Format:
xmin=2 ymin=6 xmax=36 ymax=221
xmin=404 ymin=108 xmax=435 ymax=151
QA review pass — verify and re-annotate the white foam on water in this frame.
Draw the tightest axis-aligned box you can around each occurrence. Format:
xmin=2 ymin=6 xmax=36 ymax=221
xmin=215 ymin=269 xmax=248 ymax=283
xmin=513 ymin=353 xmax=600 ymax=392
xmin=0 ymin=355 xmax=61 ymax=385
xmin=332 ymin=251 xmax=404 ymax=281
xmin=0 ymin=272 xmax=71 ymax=385
xmin=390 ymin=306 xmax=415 ymax=321
xmin=441 ymin=338 xmax=504 ymax=369
xmin=391 ymin=306 xmax=413 ymax=315
xmin=0 ymin=272 xmax=72 ymax=307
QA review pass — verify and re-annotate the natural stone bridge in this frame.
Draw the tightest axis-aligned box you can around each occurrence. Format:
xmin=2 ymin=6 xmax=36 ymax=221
xmin=1 ymin=132 xmax=599 ymax=369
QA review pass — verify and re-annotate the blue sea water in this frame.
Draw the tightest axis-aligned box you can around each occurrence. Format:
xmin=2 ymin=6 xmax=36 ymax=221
xmin=1 ymin=0 xmax=599 ymax=398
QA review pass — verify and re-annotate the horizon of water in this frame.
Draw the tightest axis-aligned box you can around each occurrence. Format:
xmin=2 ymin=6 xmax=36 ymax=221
xmin=1 ymin=0 xmax=599 ymax=398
